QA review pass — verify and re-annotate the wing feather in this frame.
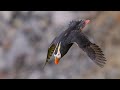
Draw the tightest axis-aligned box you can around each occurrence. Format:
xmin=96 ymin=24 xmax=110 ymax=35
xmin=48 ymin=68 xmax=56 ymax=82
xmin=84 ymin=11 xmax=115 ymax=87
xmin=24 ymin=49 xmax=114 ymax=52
xmin=67 ymin=30 xmax=106 ymax=67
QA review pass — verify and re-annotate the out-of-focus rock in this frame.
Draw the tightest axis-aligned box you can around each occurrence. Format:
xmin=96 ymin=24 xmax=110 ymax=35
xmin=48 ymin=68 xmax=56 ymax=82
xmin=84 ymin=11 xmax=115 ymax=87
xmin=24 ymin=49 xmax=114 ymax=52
xmin=0 ymin=11 xmax=119 ymax=79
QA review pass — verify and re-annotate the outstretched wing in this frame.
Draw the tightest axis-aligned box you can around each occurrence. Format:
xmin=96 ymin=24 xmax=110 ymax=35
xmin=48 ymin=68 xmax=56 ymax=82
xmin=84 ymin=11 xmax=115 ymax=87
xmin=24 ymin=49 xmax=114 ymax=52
xmin=67 ymin=30 xmax=106 ymax=67
xmin=43 ymin=37 xmax=59 ymax=69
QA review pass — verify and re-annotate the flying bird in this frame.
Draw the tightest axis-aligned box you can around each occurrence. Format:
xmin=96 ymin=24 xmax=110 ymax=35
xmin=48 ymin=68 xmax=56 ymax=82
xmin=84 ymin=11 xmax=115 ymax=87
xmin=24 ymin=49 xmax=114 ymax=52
xmin=43 ymin=19 xmax=106 ymax=69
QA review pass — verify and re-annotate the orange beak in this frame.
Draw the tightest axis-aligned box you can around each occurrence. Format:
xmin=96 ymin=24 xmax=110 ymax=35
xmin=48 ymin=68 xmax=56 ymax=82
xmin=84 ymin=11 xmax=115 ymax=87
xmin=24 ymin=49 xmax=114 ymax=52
xmin=54 ymin=57 xmax=59 ymax=65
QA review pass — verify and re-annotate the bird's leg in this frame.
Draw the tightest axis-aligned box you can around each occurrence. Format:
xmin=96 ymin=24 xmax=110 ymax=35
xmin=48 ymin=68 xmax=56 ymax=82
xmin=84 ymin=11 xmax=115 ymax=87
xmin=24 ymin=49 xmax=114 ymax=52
xmin=85 ymin=20 xmax=90 ymax=25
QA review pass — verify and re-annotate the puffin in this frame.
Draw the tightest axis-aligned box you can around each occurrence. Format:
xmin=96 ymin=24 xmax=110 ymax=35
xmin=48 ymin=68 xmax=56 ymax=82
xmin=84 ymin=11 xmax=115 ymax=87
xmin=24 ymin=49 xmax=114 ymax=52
xmin=43 ymin=19 xmax=106 ymax=69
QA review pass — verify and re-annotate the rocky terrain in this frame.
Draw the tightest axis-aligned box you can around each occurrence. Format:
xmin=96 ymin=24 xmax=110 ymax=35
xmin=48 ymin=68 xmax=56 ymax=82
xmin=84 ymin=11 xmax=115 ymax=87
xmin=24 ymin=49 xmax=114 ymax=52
xmin=0 ymin=11 xmax=119 ymax=79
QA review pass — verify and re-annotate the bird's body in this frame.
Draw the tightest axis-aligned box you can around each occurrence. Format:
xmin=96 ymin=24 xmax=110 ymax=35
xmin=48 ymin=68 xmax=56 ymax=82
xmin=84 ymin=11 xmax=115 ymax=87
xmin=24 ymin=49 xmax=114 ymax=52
xmin=43 ymin=19 xmax=106 ymax=68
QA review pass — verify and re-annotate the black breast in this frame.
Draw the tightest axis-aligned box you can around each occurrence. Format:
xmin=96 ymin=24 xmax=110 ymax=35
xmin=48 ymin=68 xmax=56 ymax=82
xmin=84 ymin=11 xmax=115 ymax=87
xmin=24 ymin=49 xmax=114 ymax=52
xmin=60 ymin=43 xmax=73 ymax=58
xmin=54 ymin=26 xmax=74 ymax=57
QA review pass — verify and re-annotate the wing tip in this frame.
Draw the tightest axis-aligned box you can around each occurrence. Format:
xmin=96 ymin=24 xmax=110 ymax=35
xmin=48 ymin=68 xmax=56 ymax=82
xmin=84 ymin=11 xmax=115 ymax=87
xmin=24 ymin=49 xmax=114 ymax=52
xmin=90 ymin=43 xmax=107 ymax=68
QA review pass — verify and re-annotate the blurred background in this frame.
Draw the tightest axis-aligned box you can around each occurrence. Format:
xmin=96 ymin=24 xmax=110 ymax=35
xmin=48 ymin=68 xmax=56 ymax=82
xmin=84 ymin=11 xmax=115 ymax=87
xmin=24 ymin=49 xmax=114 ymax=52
xmin=0 ymin=11 xmax=119 ymax=79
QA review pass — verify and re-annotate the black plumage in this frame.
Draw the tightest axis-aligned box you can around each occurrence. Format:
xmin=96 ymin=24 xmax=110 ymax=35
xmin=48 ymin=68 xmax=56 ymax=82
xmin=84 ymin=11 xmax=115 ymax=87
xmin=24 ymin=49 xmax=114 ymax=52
xmin=43 ymin=20 xmax=106 ymax=68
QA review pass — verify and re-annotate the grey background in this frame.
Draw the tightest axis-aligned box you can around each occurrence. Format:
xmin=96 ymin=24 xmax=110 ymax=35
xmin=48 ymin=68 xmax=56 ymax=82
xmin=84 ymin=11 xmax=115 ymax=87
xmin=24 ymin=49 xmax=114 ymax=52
xmin=0 ymin=11 xmax=119 ymax=79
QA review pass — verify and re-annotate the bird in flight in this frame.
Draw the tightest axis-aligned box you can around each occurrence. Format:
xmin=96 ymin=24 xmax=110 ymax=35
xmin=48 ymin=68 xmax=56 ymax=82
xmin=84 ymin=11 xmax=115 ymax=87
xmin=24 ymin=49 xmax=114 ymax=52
xmin=43 ymin=19 xmax=106 ymax=69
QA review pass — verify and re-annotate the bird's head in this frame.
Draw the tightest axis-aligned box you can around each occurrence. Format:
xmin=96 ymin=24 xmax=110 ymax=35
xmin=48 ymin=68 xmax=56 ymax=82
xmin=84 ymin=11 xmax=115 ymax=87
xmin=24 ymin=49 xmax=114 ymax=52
xmin=69 ymin=19 xmax=90 ymax=30
xmin=53 ymin=42 xmax=62 ymax=65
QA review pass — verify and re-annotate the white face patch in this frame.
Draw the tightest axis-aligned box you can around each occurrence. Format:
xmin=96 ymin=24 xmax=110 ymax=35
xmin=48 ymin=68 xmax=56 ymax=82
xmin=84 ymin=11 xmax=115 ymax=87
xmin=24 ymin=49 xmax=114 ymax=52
xmin=53 ymin=43 xmax=58 ymax=54
xmin=74 ymin=42 xmax=79 ymax=46
xmin=54 ymin=42 xmax=61 ymax=58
